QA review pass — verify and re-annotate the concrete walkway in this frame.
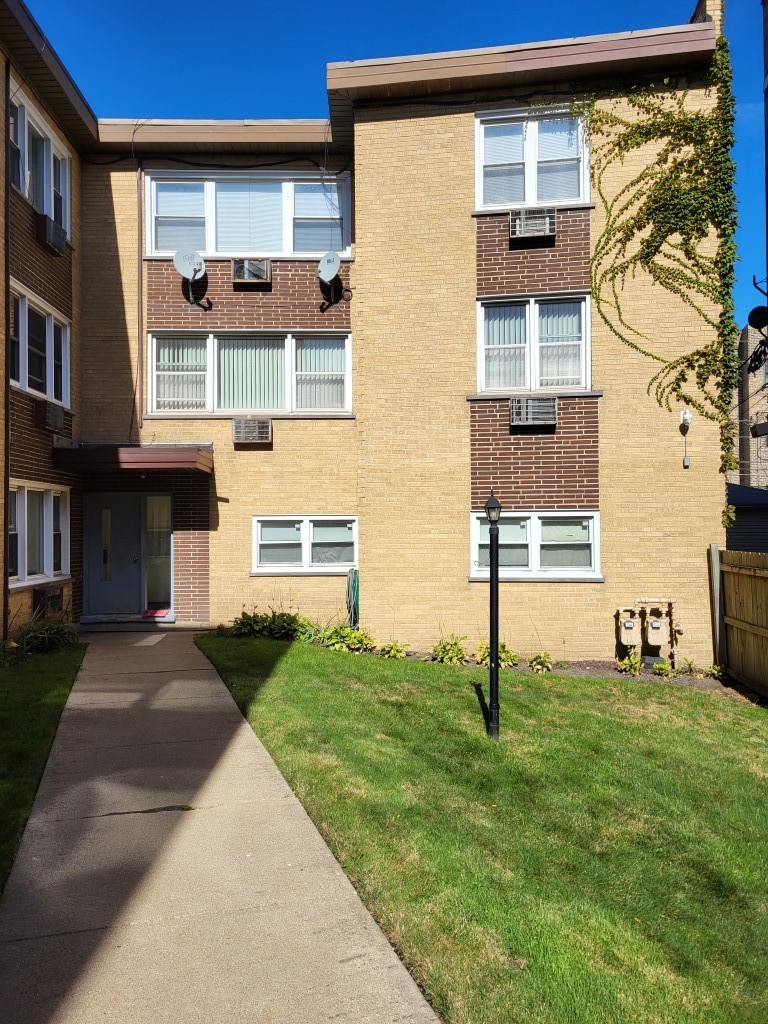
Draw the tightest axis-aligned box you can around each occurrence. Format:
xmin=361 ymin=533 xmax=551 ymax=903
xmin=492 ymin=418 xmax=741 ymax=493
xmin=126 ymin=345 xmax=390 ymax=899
xmin=0 ymin=632 xmax=438 ymax=1024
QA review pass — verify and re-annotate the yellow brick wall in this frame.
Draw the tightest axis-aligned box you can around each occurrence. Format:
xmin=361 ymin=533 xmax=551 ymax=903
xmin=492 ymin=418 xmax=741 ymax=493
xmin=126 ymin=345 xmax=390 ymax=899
xmin=351 ymin=89 xmax=725 ymax=664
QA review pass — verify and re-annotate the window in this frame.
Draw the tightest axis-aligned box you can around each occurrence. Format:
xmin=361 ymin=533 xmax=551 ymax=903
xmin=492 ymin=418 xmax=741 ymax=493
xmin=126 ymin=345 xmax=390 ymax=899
xmin=9 ymin=284 xmax=70 ymax=404
xmin=252 ymin=516 xmax=357 ymax=575
xmin=470 ymin=511 xmax=600 ymax=580
xmin=8 ymin=86 xmax=71 ymax=233
xmin=150 ymin=333 xmax=351 ymax=415
xmin=8 ymin=484 xmax=69 ymax=583
xmin=147 ymin=174 xmax=350 ymax=257
xmin=476 ymin=112 xmax=587 ymax=209
xmin=478 ymin=297 xmax=588 ymax=392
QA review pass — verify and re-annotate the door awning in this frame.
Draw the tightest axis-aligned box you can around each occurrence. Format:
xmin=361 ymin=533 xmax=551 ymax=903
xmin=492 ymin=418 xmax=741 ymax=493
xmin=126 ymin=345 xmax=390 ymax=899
xmin=52 ymin=444 xmax=214 ymax=474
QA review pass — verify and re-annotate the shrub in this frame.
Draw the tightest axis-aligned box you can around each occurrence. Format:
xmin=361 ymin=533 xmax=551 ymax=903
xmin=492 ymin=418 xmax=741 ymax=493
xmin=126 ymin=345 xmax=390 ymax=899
xmin=529 ymin=651 xmax=554 ymax=675
xmin=652 ymin=658 xmax=678 ymax=679
xmin=681 ymin=657 xmax=696 ymax=675
xmin=229 ymin=607 xmax=320 ymax=642
xmin=707 ymin=664 xmax=728 ymax=682
xmin=476 ymin=641 xmax=519 ymax=669
xmin=10 ymin=613 xmax=79 ymax=658
xmin=294 ymin=616 xmax=325 ymax=645
xmin=616 ymin=648 xmax=642 ymax=677
xmin=430 ymin=634 xmax=468 ymax=665
xmin=379 ymin=640 xmax=408 ymax=660
xmin=321 ymin=625 xmax=376 ymax=653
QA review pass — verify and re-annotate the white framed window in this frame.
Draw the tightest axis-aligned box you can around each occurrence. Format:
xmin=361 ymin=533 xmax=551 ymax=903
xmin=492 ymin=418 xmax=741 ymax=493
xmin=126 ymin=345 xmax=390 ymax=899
xmin=149 ymin=332 xmax=351 ymax=415
xmin=470 ymin=511 xmax=600 ymax=580
xmin=251 ymin=515 xmax=358 ymax=575
xmin=475 ymin=110 xmax=588 ymax=210
xmin=10 ymin=281 xmax=71 ymax=405
xmin=8 ymin=483 xmax=70 ymax=584
xmin=146 ymin=172 xmax=351 ymax=258
xmin=8 ymin=83 xmax=71 ymax=234
xmin=478 ymin=296 xmax=589 ymax=392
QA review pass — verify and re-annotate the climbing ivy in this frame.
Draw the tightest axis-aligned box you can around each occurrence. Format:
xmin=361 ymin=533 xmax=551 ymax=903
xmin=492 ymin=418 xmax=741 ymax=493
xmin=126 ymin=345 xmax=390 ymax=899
xmin=578 ymin=35 xmax=738 ymax=520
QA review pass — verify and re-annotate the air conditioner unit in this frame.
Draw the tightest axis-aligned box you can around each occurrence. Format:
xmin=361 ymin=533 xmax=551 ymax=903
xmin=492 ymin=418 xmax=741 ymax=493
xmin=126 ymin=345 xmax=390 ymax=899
xmin=34 ymin=399 xmax=66 ymax=435
xmin=232 ymin=417 xmax=272 ymax=444
xmin=232 ymin=259 xmax=272 ymax=284
xmin=35 ymin=213 xmax=68 ymax=255
xmin=509 ymin=397 xmax=557 ymax=427
xmin=32 ymin=585 xmax=63 ymax=616
xmin=509 ymin=208 xmax=557 ymax=239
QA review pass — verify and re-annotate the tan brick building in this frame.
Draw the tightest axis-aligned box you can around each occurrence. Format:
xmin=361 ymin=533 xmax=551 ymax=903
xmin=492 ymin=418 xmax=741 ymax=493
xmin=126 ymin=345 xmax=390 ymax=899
xmin=2 ymin=0 xmax=732 ymax=664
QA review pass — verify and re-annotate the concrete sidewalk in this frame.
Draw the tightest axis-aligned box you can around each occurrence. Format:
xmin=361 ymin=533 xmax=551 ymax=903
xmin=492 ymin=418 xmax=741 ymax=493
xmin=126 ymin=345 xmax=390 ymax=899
xmin=0 ymin=632 xmax=438 ymax=1024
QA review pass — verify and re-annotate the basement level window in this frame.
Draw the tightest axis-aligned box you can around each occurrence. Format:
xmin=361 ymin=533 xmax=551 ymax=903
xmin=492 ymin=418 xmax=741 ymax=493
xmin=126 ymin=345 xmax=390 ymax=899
xmin=251 ymin=516 xmax=358 ymax=575
xmin=469 ymin=510 xmax=600 ymax=581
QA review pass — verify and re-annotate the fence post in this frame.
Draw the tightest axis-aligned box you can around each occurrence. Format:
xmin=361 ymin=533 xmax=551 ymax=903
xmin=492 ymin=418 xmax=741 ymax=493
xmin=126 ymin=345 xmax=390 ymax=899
xmin=708 ymin=544 xmax=726 ymax=668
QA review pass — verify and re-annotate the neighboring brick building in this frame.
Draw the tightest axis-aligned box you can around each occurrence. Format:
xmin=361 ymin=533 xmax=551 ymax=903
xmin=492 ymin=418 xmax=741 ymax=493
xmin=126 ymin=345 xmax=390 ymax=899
xmin=1 ymin=0 xmax=734 ymax=662
xmin=734 ymin=326 xmax=768 ymax=488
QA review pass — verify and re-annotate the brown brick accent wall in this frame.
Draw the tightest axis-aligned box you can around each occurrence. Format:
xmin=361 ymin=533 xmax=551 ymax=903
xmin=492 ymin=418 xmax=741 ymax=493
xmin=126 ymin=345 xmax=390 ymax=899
xmin=81 ymin=473 xmax=211 ymax=624
xmin=476 ymin=208 xmax=590 ymax=296
xmin=470 ymin=396 xmax=600 ymax=509
xmin=9 ymin=188 xmax=73 ymax=317
xmin=146 ymin=259 xmax=351 ymax=331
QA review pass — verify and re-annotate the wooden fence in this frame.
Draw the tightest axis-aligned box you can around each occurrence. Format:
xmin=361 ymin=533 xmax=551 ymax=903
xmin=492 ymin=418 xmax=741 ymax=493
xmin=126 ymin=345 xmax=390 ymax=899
xmin=709 ymin=546 xmax=768 ymax=697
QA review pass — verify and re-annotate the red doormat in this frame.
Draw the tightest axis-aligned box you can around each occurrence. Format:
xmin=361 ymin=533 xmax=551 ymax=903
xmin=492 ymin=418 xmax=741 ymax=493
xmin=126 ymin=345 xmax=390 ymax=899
xmin=142 ymin=609 xmax=170 ymax=619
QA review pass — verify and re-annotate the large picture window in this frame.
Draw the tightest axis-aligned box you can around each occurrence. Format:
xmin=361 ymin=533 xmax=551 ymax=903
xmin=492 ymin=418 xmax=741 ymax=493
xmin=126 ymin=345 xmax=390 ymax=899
xmin=8 ymin=85 xmax=71 ymax=233
xmin=478 ymin=297 xmax=588 ymax=392
xmin=470 ymin=511 xmax=600 ymax=580
xmin=476 ymin=112 xmax=587 ymax=210
xmin=147 ymin=174 xmax=350 ymax=258
xmin=149 ymin=333 xmax=351 ymax=415
xmin=8 ymin=484 xmax=70 ymax=583
xmin=252 ymin=516 xmax=357 ymax=575
xmin=10 ymin=283 xmax=70 ymax=404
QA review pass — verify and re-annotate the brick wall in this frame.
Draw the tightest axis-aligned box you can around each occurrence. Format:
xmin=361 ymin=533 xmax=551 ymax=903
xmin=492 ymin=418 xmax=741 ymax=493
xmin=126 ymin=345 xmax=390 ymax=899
xmin=9 ymin=188 xmax=73 ymax=317
xmin=81 ymin=472 xmax=210 ymax=625
xmin=469 ymin=397 xmax=599 ymax=509
xmin=476 ymin=208 xmax=590 ymax=296
xmin=146 ymin=259 xmax=351 ymax=331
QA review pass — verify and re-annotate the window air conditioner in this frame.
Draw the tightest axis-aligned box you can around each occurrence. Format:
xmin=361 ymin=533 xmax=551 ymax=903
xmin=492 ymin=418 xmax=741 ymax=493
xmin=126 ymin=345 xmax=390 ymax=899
xmin=34 ymin=399 xmax=66 ymax=435
xmin=509 ymin=397 xmax=557 ymax=427
xmin=509 ymin=208 xmax=557 ymax=239
xmin=232 ymin=417 xmax=272 ymax=444
xmin=231 ymin=259 xmax=272 ymax=284
xmin=35 ymin=213 xmax=68 ymax=255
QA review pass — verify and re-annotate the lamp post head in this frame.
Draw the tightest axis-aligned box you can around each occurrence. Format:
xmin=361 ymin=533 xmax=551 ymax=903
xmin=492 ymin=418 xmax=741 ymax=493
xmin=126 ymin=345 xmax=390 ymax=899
xmin=484 ymin=492 xmax=502 ymax=524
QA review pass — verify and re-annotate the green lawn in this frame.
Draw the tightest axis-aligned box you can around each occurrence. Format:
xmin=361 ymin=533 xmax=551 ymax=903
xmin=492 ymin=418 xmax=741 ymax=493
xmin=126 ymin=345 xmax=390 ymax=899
xmin=0 ymin=647 xmax=85 ymax=892
xmin=198 ymin=636 xmax=767 ymax=1024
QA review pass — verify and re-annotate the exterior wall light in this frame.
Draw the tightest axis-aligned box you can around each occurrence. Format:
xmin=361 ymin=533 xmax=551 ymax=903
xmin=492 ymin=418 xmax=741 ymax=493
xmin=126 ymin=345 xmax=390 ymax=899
xmin=680 ymin=409 xmax=693 ymax=468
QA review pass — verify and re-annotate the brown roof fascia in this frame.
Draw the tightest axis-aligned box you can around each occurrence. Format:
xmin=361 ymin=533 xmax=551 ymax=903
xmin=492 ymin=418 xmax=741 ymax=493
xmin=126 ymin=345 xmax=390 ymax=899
xmin=52 ymin=446 xmax=214 ymax=474
xmin=95 ymin=118 xmax=344 ymax=156
xmin=0 ymin=0 xmax=97 ymax=146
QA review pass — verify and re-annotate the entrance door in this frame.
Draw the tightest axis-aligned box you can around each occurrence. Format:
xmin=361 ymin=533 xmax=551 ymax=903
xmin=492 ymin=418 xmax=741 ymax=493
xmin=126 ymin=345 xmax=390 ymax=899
xmin=84 ymin=494 xmax=143 ymax=616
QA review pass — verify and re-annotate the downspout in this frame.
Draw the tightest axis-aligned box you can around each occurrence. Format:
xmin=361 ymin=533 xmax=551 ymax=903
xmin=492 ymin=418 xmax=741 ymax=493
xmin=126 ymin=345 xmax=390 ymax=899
xmin=3 ymin=58 xmax=11 ymax=641
xmin=137 ymin=158 xmax=144 ymax=434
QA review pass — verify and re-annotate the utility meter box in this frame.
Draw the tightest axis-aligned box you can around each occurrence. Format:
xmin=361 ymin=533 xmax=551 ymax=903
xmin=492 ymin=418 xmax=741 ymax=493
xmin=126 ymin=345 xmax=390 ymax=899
xmin=645 ymin=614 xmax=668 ymax=648
xmin=619 ymin=615 xmax=639 ymax=647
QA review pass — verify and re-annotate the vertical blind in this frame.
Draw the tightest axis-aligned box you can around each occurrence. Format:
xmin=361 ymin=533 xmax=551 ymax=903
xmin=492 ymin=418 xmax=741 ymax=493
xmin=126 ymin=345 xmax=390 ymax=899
xmin=218 ymin=336 xmax=285 ymax=410
xmin=296 ymin=337 xmax=345 ymax=409
xmin=484 ymin=305 xmax=527 ymax=389
xmin=155 ymin=337 xmax=207 ymax=410
xmin=216 ymin=181 xmax=282 ymax=252
xmin=538 ymin=302 xmax=582 ymax=387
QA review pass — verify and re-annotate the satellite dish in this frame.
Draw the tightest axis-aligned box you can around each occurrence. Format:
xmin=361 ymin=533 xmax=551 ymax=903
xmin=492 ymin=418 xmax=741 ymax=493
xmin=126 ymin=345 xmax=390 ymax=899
xmin=173 ymin=250 xmax=205 ymax=281
xmin=316 ymin=251 xmax=340 ymax=284
xmin=748 ymin=305 xmax=768 ymax=331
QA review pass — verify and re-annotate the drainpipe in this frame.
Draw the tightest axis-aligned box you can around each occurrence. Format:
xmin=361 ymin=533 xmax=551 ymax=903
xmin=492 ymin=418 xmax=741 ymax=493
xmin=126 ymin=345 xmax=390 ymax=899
xmin=137 ymin=158 xmax=143 ymax=435
xmin=3 ymin=58 xmax=11 ymax=641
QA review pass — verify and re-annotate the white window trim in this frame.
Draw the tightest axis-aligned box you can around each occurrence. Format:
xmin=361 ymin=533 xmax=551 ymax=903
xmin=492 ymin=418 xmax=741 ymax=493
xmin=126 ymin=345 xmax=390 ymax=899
xmin=147 ymin=331 xmax=352 ymax=416
xmin=477 ymin=294 xmax=590 ymax=393
xmin=10 ymin=279 xmax=71 ymax=407
xmin=9 ymin=481 xmax=70 ymax=587
xmin=9 ymin=80 xmax=72 ymax=236
xmin=470 ymin=510 xmax=601 ymax=581
xmin=251 ymin=515 xmax=358 ymax=576
xmin=145 ymin=170 xmax=352 ymax=260
xmin=474 ymin=107 xmax=589 ymax=212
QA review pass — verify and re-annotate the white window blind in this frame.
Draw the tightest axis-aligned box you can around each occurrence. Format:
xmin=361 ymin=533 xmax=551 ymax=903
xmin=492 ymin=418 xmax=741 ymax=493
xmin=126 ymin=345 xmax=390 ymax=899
xmin=217 ymin=336 xmax=285 ymax=410
xmin=536 ymin=119 xmax=581 ymax=203
xmin=483 ymin=122 xmax=525 ymax=206
xmin=215 ymin=181 xmax=283 ymax=252
xmin=484 ymin=305 xmax=527 ymax=389
xmin=293 ymin=183 xmax=344 ymax=252
xmin=538 ymin=302 xmax=583 ymax=387
xmin=155 ymin=183 xmax=206 ymax=251
xmin=295 ymin=337 xmax=346 ymax=410
xmin=155 ymin=337 xmax=207 ymax=411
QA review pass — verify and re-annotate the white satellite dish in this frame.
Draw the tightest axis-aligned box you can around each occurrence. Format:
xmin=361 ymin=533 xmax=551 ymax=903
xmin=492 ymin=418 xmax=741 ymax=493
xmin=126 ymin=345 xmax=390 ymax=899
xmin=173 ymin=250 xmax=205 ymax=281
xmin=316 ymin=251 xmax=340 ymax=284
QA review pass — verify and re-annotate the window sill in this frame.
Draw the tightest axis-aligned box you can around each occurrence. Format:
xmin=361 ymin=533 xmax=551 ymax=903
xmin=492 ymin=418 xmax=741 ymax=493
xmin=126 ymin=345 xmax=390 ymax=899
xmin=11 ymin=383 xmax=72 ymax=411
xmin=469 ymin=575 xmax=604 ymax=584
xmin=144 ymin=253 xmax=354 ymax=263
xmin=467 ymin=390 xmax=602 ymax=401
xmin=250 ymin=570 xmax=354 ymax=577
xmin=472 ymin=202 xmax=595 ymax=217
xmin=9 ymin=574 xmax=71 ymax=593
xmin=145 ymin=412 xmax=355 ymax=420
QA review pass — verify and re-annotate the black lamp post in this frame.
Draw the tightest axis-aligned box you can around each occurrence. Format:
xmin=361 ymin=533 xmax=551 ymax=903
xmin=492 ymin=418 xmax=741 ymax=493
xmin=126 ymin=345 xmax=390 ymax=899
xmin=484 ymin=491 xmax=502 ymax=741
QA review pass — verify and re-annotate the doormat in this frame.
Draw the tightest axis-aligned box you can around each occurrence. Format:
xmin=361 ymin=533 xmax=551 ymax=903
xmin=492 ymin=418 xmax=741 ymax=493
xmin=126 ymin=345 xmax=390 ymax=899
xmin=142 ymin=609 xmax=170 ymax=619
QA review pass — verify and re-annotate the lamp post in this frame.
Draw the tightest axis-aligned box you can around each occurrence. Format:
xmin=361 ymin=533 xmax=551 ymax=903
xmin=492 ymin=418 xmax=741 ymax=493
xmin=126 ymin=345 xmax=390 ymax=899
xmin=484 ymin=491 xmax=501 ymax=741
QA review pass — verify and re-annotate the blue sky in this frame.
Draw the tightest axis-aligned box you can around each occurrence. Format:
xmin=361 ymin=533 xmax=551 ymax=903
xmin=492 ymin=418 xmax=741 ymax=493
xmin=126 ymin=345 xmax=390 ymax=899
xmin=24 ymin=0 xmax=764 ymax=325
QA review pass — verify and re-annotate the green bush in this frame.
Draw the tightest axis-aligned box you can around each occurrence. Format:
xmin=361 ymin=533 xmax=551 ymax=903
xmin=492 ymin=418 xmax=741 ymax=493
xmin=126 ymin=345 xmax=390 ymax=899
xmin=229 ymin=607 xmax=321 ymax=642
xmin=7 ymin=612 xmax=79 ymax=659
xmin=475 ymin=641 xmax=519 ymax=668
xmin=321 ymin=625 xmax=376 ymax=653
xmin=652 ymin=658 xmax=678 ymax=679
xmin=529 ymin=651 xmax=554 ymax=675
xmin=616 ymin=648 xmax=642 ymax=677
xmin=430 ymin=634 xmax=468 ymax=665
xmin=379 ymin=640 xmax=408 ymax=660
